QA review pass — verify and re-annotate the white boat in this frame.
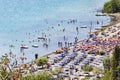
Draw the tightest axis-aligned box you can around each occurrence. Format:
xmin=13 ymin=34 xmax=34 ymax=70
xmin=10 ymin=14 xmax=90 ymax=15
xmin=21 ymin=45 xmax=28 ymax=49
xmin=80 ymin=26 xmax=87 ymax=28
xmin=32 ymin=45 xmax=39 ymax=48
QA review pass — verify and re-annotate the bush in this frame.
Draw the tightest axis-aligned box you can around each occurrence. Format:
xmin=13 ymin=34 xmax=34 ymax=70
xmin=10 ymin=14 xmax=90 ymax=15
xmin=50 ymin=67 xmax=63 ymax=75
xmin=24 ymin=74 xmax=35 ymax=80
xmin=101 ymin=27 xmax=106 ymax=31
xmin=82 ymin=65 xmax=93 ymax=72
xmin=23 ymin=72 xmax=54 ymax=80
xmin=99 ymin=50 xmax=105 ymax=55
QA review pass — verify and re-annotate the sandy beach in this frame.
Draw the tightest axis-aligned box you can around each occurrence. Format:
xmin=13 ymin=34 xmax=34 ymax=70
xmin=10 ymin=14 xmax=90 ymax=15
xmin=7 ymin=13 xmax=119 ymax=80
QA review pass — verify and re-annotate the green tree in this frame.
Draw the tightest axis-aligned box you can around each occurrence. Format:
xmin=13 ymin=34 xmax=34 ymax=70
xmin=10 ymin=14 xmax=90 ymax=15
xmin=103 ymin=0 xmax=120 ymax=13
xmin=36 ymin=57 xmax=48 ymax=68
xmin=101 ymin=45 xmax=120 ymax=80
xmin=111 ymin=45 xmax=120 ymax=80
xmin=0 ymin=54 xmax=23 ymax=80
xmin=114 ymin=45 xmax=120 ymax=66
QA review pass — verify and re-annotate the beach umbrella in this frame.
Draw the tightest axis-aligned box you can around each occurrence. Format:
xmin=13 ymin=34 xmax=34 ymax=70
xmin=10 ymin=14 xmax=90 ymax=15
xmin=79 ymin=64 xmax=85 ymax=67
xmin=68 ymin=63 xmax=74 ymax=66
xmin=60 ymin=62 xmax=65 ymax=66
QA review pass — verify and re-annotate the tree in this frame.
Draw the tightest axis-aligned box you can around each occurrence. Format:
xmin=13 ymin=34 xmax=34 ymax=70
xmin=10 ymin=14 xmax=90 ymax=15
xmin=101 ymin=45 xmax=120 ymax=80
xmin=111 ymin=0 xmax=118 ymax=12
xmin=0 ymin=54 xmax=23 ymax=80
xmin=114 ymin=45 xmax=120 ymax=66
xmin=36 ymin=57 xmax=48 ymax=68
xmin=111 ymin=45 xmax=120 ymax=80
xmin=103 ymin=0 xmax=120 ymax=13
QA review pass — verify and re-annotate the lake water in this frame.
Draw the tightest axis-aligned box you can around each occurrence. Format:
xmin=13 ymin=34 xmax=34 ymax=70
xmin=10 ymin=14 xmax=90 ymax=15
xmin=0 ymin=0 xmax=110 ymax=63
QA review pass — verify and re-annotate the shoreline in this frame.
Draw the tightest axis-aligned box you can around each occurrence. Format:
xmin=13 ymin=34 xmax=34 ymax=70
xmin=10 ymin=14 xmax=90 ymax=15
xmin=27 ymin=13 xmax=120 ymax=63
xmin=45 ymin=13 xmax=120 ymax=56
xmin=93 ymin=13 xmax=120 ymax=34
xmin=104 ymin=13 xmax=120 ymax=26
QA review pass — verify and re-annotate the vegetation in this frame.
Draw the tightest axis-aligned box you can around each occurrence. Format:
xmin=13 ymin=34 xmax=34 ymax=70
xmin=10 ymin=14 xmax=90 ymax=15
xmin=82 ymin=65 xmax=93 ymax=72
xmin=101 ymin=27 xmax=106 ymax=31
xmin=50 ymin=67 xmax=64 ymax=75
xmin=0 ymin=54 xmax=23 ymax=80
xmin=87 ymin=50 xmax=105 ymax=55
xmin=23 ymin=72 xmax=54 ymax=80
xmin=94 ymin=67 xmax=103 ymax=74
xmin=101 ymin=70 xmax=112 ymax=80
xmin=50 ymin=67 xmax=64 ymax=80
xmin=101 ymin=45 xmax=120 ymax=80
xmin=0 ymin=54 xmax=55 ymax=80
xmin=103 ymin=56 xmax=111 ymax=70
xmin=111 ymin=45 xmax=120 ymax=80
xmin=36 ymin=57 xmax=48 ymax=68
xmin=99 ymin=50 xmax=105 ymax=55
xmin=103 ymin=0 xmax=120 ymax=13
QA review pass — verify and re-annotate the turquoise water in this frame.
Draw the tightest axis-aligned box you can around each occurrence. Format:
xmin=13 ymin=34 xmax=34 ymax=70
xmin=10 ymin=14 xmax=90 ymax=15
xmin=0 ymin=0 xmax=110 ymax=63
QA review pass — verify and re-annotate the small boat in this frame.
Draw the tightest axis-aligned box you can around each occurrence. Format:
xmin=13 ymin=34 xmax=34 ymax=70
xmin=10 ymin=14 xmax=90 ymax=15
xmin=95 ymin=13 xmax=107 ymax=16
xmin=80 ymin=26 xmax=87 ymax=28
xmin=32 ymin=45 xmax=39 ymax=48
xmin=38 ymin=36 xmax=45 ymax=39
xmin=102 ymin=26 xmax=107 ymax=27
xmin=21 ymin=45 xmax=28 ymax=49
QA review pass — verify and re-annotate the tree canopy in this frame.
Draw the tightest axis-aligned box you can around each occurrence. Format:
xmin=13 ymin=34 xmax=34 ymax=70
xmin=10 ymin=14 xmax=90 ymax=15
xmin=36 ymin=57 xmax=48 ymax=68
xmin=103 ymin=0 xmax=120 ymax=13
